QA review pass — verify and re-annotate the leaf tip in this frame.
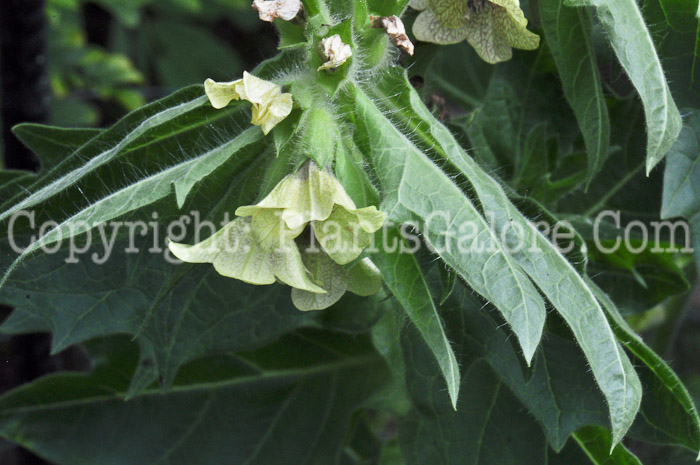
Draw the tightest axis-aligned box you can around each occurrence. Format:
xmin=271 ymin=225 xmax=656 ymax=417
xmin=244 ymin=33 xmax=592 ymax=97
xmin=645 ymin=161 xmax=655 ymax=177
xmin=447 ymin=376 xmax=459 ymax=410
xmin=173 ymin=183 xmax=189 ymax=210
xmin=521 ymin=341 xmax=538 ymax=368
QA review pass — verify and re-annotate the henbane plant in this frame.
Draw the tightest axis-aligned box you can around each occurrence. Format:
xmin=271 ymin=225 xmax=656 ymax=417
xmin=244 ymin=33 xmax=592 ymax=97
xmin=0 ymin=0 xmax=698 ymax=464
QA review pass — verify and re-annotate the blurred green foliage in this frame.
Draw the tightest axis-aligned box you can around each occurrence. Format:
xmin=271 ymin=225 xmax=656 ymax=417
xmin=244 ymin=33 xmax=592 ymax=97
xmin=45 ymin=0 xmax=276 ymax=126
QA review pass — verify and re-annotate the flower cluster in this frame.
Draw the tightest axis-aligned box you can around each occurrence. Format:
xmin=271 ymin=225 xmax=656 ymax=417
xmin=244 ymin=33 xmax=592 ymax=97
xmin=177 ymin=12 xmax=381 ymax=311
xmin=169 ymin=161 xmax=386 ymax=311
xmin=410 ymin=0 xmax=539 ymax=64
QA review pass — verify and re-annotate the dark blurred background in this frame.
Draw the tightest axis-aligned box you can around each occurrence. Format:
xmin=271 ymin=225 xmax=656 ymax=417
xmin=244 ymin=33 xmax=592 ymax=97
xmin=0 ymin=1 xmax=277 ymax=463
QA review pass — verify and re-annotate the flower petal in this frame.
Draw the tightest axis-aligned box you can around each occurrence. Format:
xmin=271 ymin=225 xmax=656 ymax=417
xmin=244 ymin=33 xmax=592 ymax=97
xmin=253 ymin=92 xmax=294 ymax=135
xmin=168 ymin=218 xmax=275 ymax=285
xmin=409 ymin=0 xmax=429 ymax=11
xmin=492 ymin=3 xmax=540 ymax=51
xmin=239 ymin=71 xmax=281 ymax=105
xmin=346 ymin=258 xmax=383 ymax=296
xmin=249 ymin=208 xmax=305 ymax=250
xmin=168 ymin=218 xmax=324 ymax=293
xmin=412 ymin=8 xmax=468 ymax=44
xmin=204 ymin=78 xmax=243 ymax=109
xmin=317 ymin=34 xmax=353 ymax=71
xmin=312 ymin=205 xmax=385 ymax=265
xmin=236 ymin=161 xmax=356 ymax=230
xmin=371 ymin=15 xmax=415 ymax=55
xmin=252 ymin=0 xmax=303 ymax=22
xmin=291 ymin=251 xmax=348 ymax=311
xmin=313 ymin=210 xmax=369 ymax=265
xmin=269 ymin=241 xmax=326 ymax=293
xmin=464 ymin=5 xmax=513 ymax=63
xmin=205 ymin=72 xmax=293 ymax=133
xmin=430 ymin=0 xmax=470 ymax=29
xmin=352 ymin=206 xmax=388 ymax=232
xmin=490 ymin=0 xmax=527 ymax=27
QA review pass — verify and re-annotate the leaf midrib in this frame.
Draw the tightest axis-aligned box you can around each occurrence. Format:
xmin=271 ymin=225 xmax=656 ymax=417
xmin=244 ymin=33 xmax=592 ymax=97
xmin=0 ymin=354 xmax=381 ymax=416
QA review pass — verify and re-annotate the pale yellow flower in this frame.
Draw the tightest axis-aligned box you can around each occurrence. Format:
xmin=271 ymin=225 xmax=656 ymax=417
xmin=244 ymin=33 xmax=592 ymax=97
xmin=204 ymin=71 xmax=293 ymax=134
xmin=236 ymin=161 xmax=386 ymax=265
xmin=291 ymin=253 xmax=383 ymax=311
xmin=168 ymin=162 xmax=386 ymax=311
xmin=317 ymin=34 xmax=353 ymax=71
xmin=410 ymin=0 xmax=539 ymax=64
xmin=168 ymin=218 xmax=325 ymax=294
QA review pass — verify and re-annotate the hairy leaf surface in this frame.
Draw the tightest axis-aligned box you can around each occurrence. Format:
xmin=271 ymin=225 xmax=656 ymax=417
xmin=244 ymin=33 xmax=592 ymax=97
xmin=564 ymin=0 xmax=682 ymax=173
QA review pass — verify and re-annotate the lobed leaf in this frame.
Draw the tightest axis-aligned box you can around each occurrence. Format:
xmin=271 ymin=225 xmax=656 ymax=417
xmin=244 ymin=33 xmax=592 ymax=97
xmin=590 ymin=278 xmax=700 ymax=457
xmin=400 ymin=280 xmax=635 ymax=463
xmin=661 ymin=109 xmax=700 ymax=272
xmin=371 ymin=228 xmax=460 ymax=409
xmin=0 ymin=332 xmax=388 ymax=465
xmin=349 ymin=78 xmax=547 ymax=365
xmin=359 ymin=67 xmax=642 ymax=446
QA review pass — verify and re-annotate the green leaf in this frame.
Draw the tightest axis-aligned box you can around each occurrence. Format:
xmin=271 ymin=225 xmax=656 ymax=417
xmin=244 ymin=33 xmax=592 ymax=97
xmin=655 ymin=0 xmax=700 ymax=31
xmin=367 ymin=0 xmax=410 ymax=16
xmin=1 ymin=125 xmax=102 ymax=202
xmin=0 ymin=85 xmax=207 ymax=219
xmin=12 ymin=124 xmax=102 ymax=172
xmin=564 ymin=0 xmax=682 ymax=174
xmin=662 ymin=108 xmax=700 ymax=272
xmin=459 ymin=72 xmax=520 ymax=171
xmin=446 ymin=61 xmax=588 ymax=202
xmin=0 ymin=171 xmax=38 ymax=205
xmin=98 ymin=0 xmax=150 ymax=26
xmin=371 ymin=228 xmax=460 ymax=409
xmin=349 ymin=75 xmax=547 ymax=365
xmin=0 ymin=81 xmax=382 ymax=396
xmin=415 ymin=42 xmax=494 ymax=113
xmin=0 ymin=81 xmax=278 ymax=288
xmin=149 ymin=19 xmax=243 ymax=87
xmin=560 ymin=99 xmax=657 ymax=218
xmin=567 ymin=426 xmax=643 ymax=465
xmin=399 ymin=280 xmax=634 ymax=462
xmin=455 ymin=152 xmax=642 ymax=445
xmin=444 ymin=285 xmax=610 ymax=451
xmin=587 ymin=238 xmax=690 ymax=316
xmin=589 ymin=279 xmax=700 ymax=457
xmin=368 ymin=67 xmax=641 ymax=446
xmin=0 ymin=331 xmax=388 ymax=465
xmin=401 ymin=276 xmax=694 ymax=462
xmin=401 ymin=357 xmax=549 ymax=464
xmin=1 ymin=125 xmax=263 ymax=288
xmin=548 ymin=433 xmax=633 ymax=465
xmin=538 ymin=0 xmax=610 ymax=185
xmin=641 ymin=0 xmax=700 ymax=107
